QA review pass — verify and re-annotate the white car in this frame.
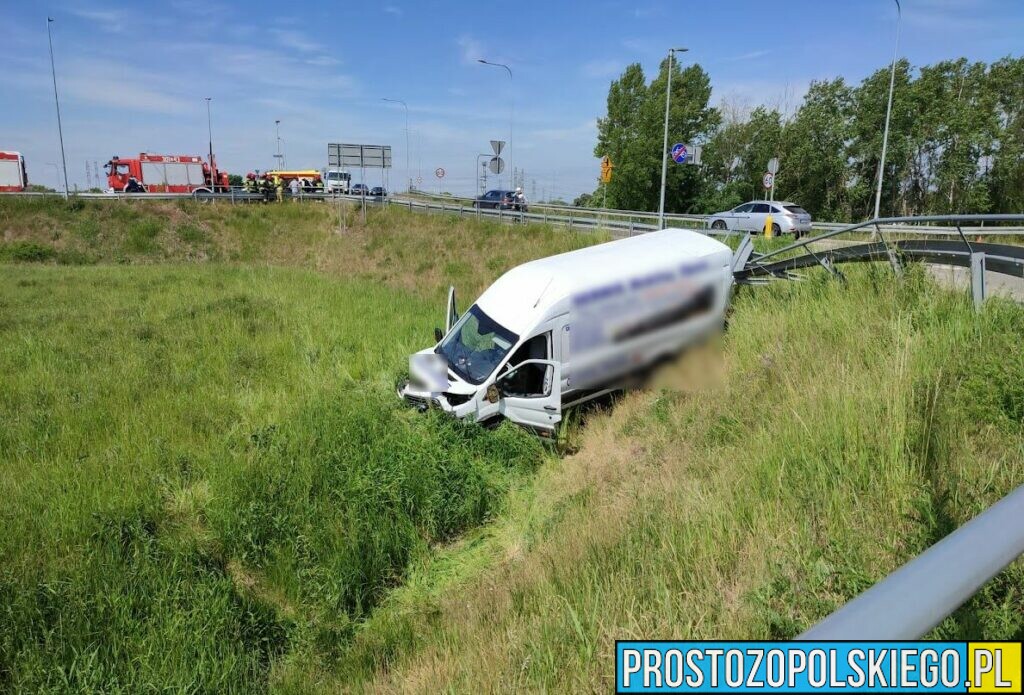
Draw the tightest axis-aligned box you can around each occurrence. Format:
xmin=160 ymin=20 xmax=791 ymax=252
xmin=708 ymin=200 xmax=812 ymax=237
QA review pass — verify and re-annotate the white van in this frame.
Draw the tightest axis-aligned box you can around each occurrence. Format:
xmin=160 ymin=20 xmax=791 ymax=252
xmin=323 ymin=169 xmax=351 ymax=194
xmin=399 ymin=228 xmax=735 ymax=435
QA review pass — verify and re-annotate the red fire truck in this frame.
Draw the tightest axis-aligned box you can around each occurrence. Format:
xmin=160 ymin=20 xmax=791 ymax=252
xmin=105 ymin=153 xmax=229 ymax=193
xmin=0 ymin=151 xmax=28 ymax=192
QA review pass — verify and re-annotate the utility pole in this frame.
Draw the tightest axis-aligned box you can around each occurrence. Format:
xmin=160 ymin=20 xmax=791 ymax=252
xmin=658 ymin=47 xmax=688 ymax=229
xmin=47 ymin=17 xmax=69 ymax=199
xmin=274 ymin=119 xmax=284 ymax=169
xmin=476 ymin=153 xmax=489 ymax=195
xmin=205 ymin=98 xmax=215 ymax=190
xmin=874 ymin=0 xmax=901 ymax=220
xmin=478 ymin=59 xmax=514 ymax=193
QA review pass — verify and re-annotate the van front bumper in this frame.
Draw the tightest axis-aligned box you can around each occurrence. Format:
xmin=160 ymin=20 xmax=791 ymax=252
xmin=397 ymin=380 xmax=454 ymax=413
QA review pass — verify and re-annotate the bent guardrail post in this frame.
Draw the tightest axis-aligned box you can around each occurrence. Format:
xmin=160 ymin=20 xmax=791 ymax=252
xmin=971 ymin=252 xmax=987 ymax=309
xmin=797 ymin=483 xmax=1024 ymax=640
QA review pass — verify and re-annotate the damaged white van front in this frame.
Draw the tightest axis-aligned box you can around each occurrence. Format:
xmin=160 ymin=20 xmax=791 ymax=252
xmin=398 ymin=228 xmax=734 ymax=435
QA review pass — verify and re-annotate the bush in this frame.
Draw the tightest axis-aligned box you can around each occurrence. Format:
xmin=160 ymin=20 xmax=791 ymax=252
xmin=124 ymin=219 xmax=164 ymax=254
xmin=0 ymin=241 xmax=57 ymax=263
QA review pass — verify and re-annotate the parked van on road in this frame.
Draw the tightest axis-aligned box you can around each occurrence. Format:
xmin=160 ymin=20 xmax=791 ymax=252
xmin=399 ymin=229 xmax=735 ymax=434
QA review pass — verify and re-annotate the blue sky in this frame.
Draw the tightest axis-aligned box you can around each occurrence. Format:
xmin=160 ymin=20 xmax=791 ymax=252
xmin=2 ymin=0 xmax=1022 ymax=198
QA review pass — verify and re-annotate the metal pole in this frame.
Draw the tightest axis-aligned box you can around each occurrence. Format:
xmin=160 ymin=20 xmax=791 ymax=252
xmin=47 ymin=18 xmax=69 ymax=199
xmin=275 ymin=119 xmax=283 ymax=169
xmin=799 ymin=483 xmax=1024 ymax=640
xmin=476 ymin=154 xmax=489 ymax=195
xmin=658 ymin=47 xmax=688 ymax=229
xmin=478 ymin=59 xmax=513 ymax=193
xmin=206 ymin=97 xmax=214 ymax=191
xmin=874 ymin=0 xmax=901 ymax=221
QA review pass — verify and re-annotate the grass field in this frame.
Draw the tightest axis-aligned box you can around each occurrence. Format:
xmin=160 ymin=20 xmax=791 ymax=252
xmin=1 ymin=197 xmax=1022 ymax=691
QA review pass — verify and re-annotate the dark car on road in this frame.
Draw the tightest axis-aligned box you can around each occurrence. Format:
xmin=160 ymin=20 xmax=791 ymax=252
xmin=370 ymin=186 xmax=387 ymax=200
xmin=351 ymin=183 xmax=370 ymax=196
xmin=474 ymin=189 xmax=527 ymax=212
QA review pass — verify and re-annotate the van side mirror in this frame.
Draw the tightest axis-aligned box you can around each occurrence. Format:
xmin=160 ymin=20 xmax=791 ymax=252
xmin=434 ymin=327 xmax=443 ymax=343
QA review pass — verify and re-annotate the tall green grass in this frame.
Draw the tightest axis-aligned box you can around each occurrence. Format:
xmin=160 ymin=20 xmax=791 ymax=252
xmin=329 ymin=266 xmax=1024 ymax=692
xmin=0 ymin=264 xmax=546 ymax=691
xmin=2 ymin=198 xmax=1021 ymax=691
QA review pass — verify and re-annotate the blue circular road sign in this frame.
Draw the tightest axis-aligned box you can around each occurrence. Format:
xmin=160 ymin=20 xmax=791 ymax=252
xmin=671 ymin=143 xmax=688 ymax=164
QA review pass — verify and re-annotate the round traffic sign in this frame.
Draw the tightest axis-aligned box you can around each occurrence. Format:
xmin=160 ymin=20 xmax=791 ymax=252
xmin=435 ymin=167 xmax=445 ymax=179
xmin=767 ymin=158 xmax=780 ymax=175
xmin=762 ymin=172 xmax=774 ymax=189
xmin=671 ymin=143 xmax=688 ymax=164
xmin=488 ymin=156 xmax=505 ymax=175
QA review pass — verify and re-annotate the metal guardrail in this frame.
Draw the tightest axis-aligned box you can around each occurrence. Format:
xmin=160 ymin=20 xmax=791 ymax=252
xmin=404 ymin=191 xmax=1024 ymax=237
xmin=5 ymin=190 xmax=1024 ymax=237
xmin=737 ymin=213 xmax=1024 ymax=308
xmin=798 ymin=483 xmax=1024 ymax=640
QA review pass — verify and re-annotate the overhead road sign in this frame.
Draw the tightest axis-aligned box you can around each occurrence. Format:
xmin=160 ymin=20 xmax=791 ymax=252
xmin=328 ymin=143 xmax=392 ymax=169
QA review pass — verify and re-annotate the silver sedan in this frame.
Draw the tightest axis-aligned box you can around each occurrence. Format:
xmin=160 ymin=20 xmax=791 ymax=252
xmin=708 ymin=200 xmax=813 ymax=237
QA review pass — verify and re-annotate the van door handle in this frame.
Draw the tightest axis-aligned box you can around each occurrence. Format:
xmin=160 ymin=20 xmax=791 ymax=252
xmin=544 ymin=405 xmax=557 ymax=411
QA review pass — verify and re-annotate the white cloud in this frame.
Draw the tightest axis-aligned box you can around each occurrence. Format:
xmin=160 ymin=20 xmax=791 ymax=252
xmin=68 ymin=8 xmax=129 ymax=33
xmin=581 ymin=59 xmax=623 ymax=79
xmin=384 ymin=5 xmax=403 ymax=17
xmin=456 ymin=35 xmax=483 ymax=65
xmin=270 ymin=28 xmax=324 ymax=54
xmin=725 ymin=50 xmax=772 ymax=63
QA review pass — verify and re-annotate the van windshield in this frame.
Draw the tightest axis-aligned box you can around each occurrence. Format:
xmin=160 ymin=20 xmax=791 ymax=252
xmin=437 ymin=304 xmax=517 ymax=385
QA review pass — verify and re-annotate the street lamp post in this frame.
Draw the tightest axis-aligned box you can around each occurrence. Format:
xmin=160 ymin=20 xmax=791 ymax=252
xmin=476 ymin=153 xmax=490 ymax=195
xmin=874 ymin=0 xmax=902 ymax=221
xmin=46 ymin=17 xmax=69 ymax=199
xmin=478 ymin=59 xmax=513 ymax=190
xmin=274 ymin=119 xmax=284 ymax=169
xmin=658 ymin=47 xmax=688 ymax=229
xmin=205 ymin=98 xmax=215 ymax=190
xmin=382 ymin=98 xmax=411 ymax=192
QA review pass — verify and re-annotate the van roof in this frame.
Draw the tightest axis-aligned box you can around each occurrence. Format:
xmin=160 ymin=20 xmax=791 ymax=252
xmin=475 ymin=228 xmax=731 ymax=335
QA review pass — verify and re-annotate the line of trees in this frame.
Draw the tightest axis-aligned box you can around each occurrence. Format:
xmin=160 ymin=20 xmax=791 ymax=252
xmin=581 ymin=56 xmax=1024 ymax=222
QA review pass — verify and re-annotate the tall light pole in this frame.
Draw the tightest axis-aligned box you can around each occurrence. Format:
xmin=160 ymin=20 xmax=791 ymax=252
xmin=476 ymin=153 xmax=490 ymax=195
xmin=382 ymin=98 xmax=411 ymax=192
xmin=658 ymin=47 xmax=688 ymax=229
xmin=274 ymin=119 xmax=284 ymax=169
xmin=46 ymin=17 xmax=69 ymax=199
xmin=205 ymin=98 xmax=215 ymax=190
xmin=478 ymin=59 xmax=513 ymax=190
xmin=874 ymin=0 xmax=901 ymax=221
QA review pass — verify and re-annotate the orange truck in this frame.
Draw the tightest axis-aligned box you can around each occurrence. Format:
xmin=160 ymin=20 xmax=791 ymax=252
xmin=0 ymin=151 xmax=28 ymax=192
xmin=105 ymin=153 xmax=228 ymax=193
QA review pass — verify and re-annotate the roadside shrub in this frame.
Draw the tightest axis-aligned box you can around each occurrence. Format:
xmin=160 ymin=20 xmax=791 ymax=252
xmin=56 ymin=248 xmax=97 ymax=266
xmin=177 ymin=223 xmax=207 ymax=244
xmin=124 ymin=220 xmax=164 ymax=254
xmin=0 ymin=241 xmax=57 ymax=263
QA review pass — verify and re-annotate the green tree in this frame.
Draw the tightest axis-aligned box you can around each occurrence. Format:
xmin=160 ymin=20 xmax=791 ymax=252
xmin=847 ymin=59 xmax=916 ymax=218
xmin=595 ymin=60 xmax=718 ymax=213
xmin=987 ymin=56 xmax=1024 ymax=212
xmin=779 ymin=79 xmax=852 ymax=220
